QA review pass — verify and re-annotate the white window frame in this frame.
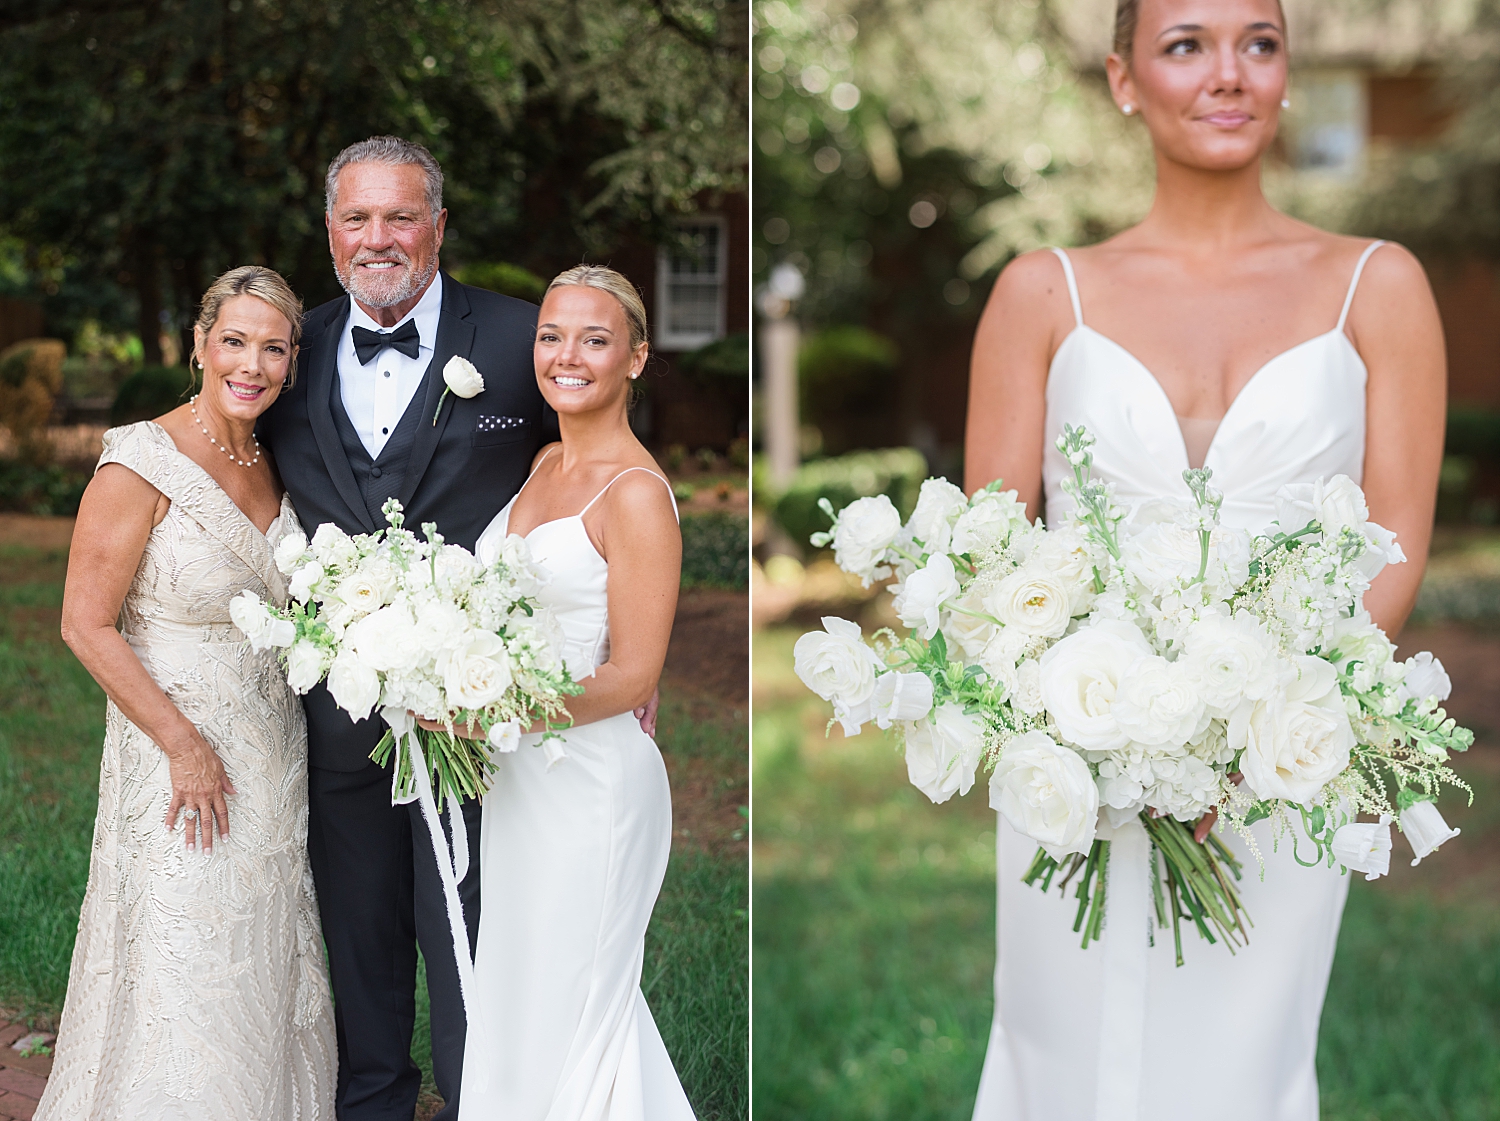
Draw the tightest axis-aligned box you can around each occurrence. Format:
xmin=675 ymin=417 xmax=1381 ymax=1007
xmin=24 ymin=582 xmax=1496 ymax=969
xmin=656 ymin=217 xmax=728 ymax=351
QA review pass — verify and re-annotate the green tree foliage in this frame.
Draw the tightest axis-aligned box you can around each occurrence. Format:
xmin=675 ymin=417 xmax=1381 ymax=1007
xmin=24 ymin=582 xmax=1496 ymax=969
xmin=0 ymin=0 xmax=745 ymax=358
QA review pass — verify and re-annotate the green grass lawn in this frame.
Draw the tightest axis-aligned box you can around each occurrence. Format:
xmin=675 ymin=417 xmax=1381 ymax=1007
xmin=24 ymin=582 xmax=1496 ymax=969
xmin=753 ymin=624 xmax=1500 ymax=1121
xmin=0 ymin=540 xmax=746 ymax=1121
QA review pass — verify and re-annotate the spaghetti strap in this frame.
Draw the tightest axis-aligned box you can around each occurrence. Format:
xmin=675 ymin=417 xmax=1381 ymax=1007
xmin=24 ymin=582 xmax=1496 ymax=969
xmin=1337 ymin=240 xmax=1386 ymax=332
xmin=578 ymin=467 xmax=680 ymax=524
xmin=1051 ymin=248 xmax=1084 ymax=328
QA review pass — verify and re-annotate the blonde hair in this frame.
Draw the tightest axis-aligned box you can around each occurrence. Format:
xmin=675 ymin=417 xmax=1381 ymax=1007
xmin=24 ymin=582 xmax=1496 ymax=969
xmin=1113 ymin=0 xmax=1287 ymax=62
xmin=194 ymin=266 xmax=303 ymax=385
xmin=545 ymin=265 xmax=649 ymax=352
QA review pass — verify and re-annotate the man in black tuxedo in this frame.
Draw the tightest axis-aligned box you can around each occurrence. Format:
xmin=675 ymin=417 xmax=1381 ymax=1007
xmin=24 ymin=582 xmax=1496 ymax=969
xmin=258 ymin=136 xmax=553 ymax=1121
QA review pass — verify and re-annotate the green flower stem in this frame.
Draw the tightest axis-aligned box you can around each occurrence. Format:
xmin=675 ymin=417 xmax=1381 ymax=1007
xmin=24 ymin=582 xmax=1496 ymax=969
xmin=432 ymin=386 xmax=452 ymax=426
xmin=945 ymin=602 xmax=1005 ymax=626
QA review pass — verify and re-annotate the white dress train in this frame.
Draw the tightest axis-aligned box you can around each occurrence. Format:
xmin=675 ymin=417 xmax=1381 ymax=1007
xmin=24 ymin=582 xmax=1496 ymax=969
xmin=972 ymin=243 xmax=1387 ymax=1121
xmin=460 ymin=458 xmax=697 ymax=1121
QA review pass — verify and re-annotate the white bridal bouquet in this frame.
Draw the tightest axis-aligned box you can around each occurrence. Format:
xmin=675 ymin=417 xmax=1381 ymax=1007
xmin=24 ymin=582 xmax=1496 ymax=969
xmin=794 ymin=425 xmax=1473 ymax=963
xmin=232 ymin=498 xmax=581 ymax=809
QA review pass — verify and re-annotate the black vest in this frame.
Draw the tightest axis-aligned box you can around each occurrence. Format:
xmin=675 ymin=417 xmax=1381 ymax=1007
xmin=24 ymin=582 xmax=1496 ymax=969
xmin=329 ymin=365 xmax=429 ymax=529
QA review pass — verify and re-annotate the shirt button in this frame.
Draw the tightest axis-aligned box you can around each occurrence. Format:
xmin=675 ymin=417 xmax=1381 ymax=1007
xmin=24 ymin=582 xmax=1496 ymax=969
xmin=382 ymin=427 xmax=389 ymax=435
xmin=371 ymin=466 xmax=383 ymax=478
xmin=384 ymin=370 xmax=391 ymax=378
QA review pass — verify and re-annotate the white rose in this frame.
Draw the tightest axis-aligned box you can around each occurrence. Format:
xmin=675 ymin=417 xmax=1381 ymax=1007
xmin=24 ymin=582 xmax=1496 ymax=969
xmin=952 ymin=488 xmax=1027 ymax=555
xmin=1111 ymin=655 xmax=1207 ymax=747
xmin=488 ymin=720 xmax=522 ymax=754
xmin=987 ymin=567 xmax=1074 ymax=638
xmin=1399 ymin=799 xmax=1461 ymax=865
xmin=1397 ymin=651 xmax=1452 ymax=704
xmin=827 ymin=494 xmax=903 ymax=586
xmin=1038 ymin=620 xmax=1152 ymax=752
xmin=1275 ymin=474 xmax=1367 ymax=537
xmin=229 ymin=590 xmax=296 ymax=651
xmin=794 ymin=617 xmax=883 ymax=733
xmin=1331 ymin=815 xmax=1393 ymax=880
xmin=310 ymin=522 xmax=359 ymax=569
xmin=893 ymin=554 xmax=960 ymax=639
xmin=345 ymin=604 xmax=423 ymax=674
xmin=904 ymin=704 xmax=984 ymax=804
xmin=1232 ymin=656 xmax=1355 ymax=805
xmin=1180 ymin=611 xmax=1286 ymax=719
xmin=285 ymin=640 xmax=329 ymax=694
xmin=327 ymin=650 xmax=382 ymax=722
xmin=941 ymin=587 xmax=996 ymax=659
xmin=989 ymin=731 xmax=1099 ymax=859
xmin=288 ymin=560 xmax=325 ymax=604
xmin=443 ymin=355 xmax=486 ymax=398
xmin=906 ymin=477 xmax=968 ymax=555
xmin=273 ymin=529 xmax=309 ymax=575
xmin=869 ymin=671 xmax=935 ymax=729
xmin=439 ymin=631 xmax=514 ymax=710
xmin=1013 ymin=659 xmax=1044 ymax=716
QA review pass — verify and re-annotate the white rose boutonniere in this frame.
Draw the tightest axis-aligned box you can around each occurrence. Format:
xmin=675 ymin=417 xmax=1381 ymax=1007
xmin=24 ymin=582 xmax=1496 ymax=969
xmin=433 ymin=356 xmax=485 ymax=425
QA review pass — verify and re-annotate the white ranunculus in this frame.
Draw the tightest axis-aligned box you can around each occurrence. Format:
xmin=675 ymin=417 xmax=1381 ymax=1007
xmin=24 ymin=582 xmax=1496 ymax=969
xmin=488 ymin=720 xmax=522 ymax=754
xmin=989 ymin=731 xmax=1099 ymax=859
xmin=1275 ymin=474 xmax=1368 ymax=537
xmin=310 ymin=522 xmax=359 ymax=569
xmin=345 ymin=604 xmax=423 ymax=674
xmin=1122 ymin=519 xmax=1249 ymax=596
xmin=1232 ymin=656 xmax=1355 ymax=805
xmin=288 ymin=560 xmax=325 ymax=604
xmin=793 ymin=618 xmax=883 ymax=733
xmin=1400 ymin=799 xmax=1461 ymax=865
xmin=906 ymin=477 xmax=968 ymax=555
xmin=327 ymin=650 xmax=382 ymax=722
xmin=869 ymin=671 xmax=935 ymax=729
xmin=410 ymin=600 xmax=471 ymax=660
xmin=987 ymin=567 xmax=1074 ymax=638
xmin=904 ymin=704 xmax=984 ymax=804
xmin=273 ymin=529 xmax=309 ymax=575
xmin=334 ymin=560 xmax=399 ymax=619
xmin=433 ymin=544 xmax=481 ymax=588
xmin=1026 ymin=526 xmax=1097 ymax=609
xmin=229 ymin=590 xmax=295 ymax=651
xmin=1180 ymin=611 xmax=1286 ymax=718
xmin=828 ymin=494 xmax=903 ymax=586
xmin=1398 ymin=651 xmax=1452 ymax=704
xmin=1331 ymin=815 xmax=1393 ymax=880
xmin=952 ymin=488 xmax=1027 ymax=555
xmin=1013 ymin=659 xmax=1044 ymax=716
xmin=285 ymin=640 xmax=329 ymax=694
xmin=1038 ymin=620 xmax=1152 ymax=752
xmin=1111 ymin=655 xmax=1207 ymax=747
xmin=443 ymin=355 xmax=486 ymax=398
xmin=941 ymin=587 xmax=997 ymax=659
xmin=439 ymin=631 xmax=514 ymax=710
xmin=893 ymin=554 xmax=960 ymax=639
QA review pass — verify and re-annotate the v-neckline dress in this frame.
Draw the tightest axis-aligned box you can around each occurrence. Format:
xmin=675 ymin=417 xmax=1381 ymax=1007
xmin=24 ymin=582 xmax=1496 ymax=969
xmin=972 ymin=243 xmax=1384 ymax=1121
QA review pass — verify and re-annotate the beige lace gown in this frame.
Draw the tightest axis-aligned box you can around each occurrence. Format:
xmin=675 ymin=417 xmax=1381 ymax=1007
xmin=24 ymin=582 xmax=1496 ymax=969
xmin=35 ymin=422 xmax=336 ymax=1121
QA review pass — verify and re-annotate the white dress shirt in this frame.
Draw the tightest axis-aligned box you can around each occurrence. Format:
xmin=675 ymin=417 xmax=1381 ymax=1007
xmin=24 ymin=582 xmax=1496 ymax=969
xmin=337 ymin=272 xmax=444 ymax=460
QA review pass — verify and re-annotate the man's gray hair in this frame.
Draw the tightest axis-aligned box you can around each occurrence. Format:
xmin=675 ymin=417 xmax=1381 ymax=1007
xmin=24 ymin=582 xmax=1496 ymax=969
xmin=325 ymin=136 xmax=444 ymax=222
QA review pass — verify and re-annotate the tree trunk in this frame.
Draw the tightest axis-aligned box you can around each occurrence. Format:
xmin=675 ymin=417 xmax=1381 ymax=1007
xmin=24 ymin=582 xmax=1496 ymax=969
xmin=134 ymin=235 xmax=163 ymax=367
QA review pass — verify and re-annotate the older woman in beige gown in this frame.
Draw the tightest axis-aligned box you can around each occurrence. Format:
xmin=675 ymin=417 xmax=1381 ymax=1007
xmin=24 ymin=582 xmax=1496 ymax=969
xmin=36 ymin=266 xmax=335 ymax=1120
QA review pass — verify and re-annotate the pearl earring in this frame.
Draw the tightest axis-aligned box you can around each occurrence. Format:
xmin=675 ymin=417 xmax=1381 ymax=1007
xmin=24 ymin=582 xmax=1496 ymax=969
xmin=1281 ymin=98 xmax=1290 ymax=109
xmin=1122 ymin=103 xmax=1134 ymax=115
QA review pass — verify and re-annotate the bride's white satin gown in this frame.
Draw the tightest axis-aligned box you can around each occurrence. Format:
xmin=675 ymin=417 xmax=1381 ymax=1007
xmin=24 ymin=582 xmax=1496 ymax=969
xmin=972 ymin=243 xmax=1386 ymax=1121
xmin=462 ymin=459 xmax=696 ymax=1121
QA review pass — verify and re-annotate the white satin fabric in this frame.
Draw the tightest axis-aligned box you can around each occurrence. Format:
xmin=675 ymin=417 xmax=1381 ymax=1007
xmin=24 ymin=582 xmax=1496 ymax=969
xmin=460 ymin=462 xmax=696 ymax=1121
xmin=973 ymin=243 xmax=1384 ymax=1121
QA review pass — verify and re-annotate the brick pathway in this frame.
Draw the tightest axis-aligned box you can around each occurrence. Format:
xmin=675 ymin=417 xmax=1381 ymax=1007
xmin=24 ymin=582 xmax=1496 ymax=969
xmin=0 ymin=1024 xmax=52 ymax=1121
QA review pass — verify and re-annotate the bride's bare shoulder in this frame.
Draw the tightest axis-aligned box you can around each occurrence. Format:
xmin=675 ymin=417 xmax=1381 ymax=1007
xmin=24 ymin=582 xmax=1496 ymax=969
xmin=978 ymin=248 xmax=1076 ymax=348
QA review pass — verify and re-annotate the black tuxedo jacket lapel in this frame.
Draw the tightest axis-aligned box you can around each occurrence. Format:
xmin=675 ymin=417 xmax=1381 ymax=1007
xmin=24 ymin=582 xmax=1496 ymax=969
xmin=400 ymin=274 xmax=476 ymax=508
xmin=305 ymin=300 xmax=377 ymax=533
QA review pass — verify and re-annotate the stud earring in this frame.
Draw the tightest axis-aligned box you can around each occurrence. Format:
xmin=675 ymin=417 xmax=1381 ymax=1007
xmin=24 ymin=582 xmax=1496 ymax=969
xmin=1281 ymin=98 xmax=1290 ymax=109
xmin=1122 ymin=103 xmax=1134 ymax=115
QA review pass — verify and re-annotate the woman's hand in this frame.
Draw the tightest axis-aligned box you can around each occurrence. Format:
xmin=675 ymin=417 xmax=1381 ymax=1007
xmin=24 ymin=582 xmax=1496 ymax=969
xmin=163 ymin=730 xmax=237 ymax=853
xmin=414 ymin=713 xmax=486 ymax=740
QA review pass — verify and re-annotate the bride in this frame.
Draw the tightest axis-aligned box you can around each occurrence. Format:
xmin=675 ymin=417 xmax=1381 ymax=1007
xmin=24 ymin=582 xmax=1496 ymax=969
xmin=964 ymin=1 xmax=1444 ymax=1118
xmin=449 ymin=265 xmax=696 ymax=1120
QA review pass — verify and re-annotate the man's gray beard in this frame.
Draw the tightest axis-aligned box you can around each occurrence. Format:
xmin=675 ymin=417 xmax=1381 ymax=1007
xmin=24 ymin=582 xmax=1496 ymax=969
xmin=335 ymin=255 xmax=438 ymax=310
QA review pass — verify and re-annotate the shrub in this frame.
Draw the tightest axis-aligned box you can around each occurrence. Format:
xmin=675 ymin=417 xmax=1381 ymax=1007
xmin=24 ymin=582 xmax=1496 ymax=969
xmin=1445 ymin=407 xmax=1500 ymax=460
xmin=451 ymin=262 xmax=548 ymax=303
xmin=681 ymin=510 xmax=749 ymax=590
xmin=110 ymin=365 xmax=198 ymax=426
xmin=765 ymin=447 xmax=928 ymax=552
xmin=0 ymin=460 xmax=89 ymax=515
xmin=798 ymin=326 xmax=899 ymax=456
xmin=679 ymin=332 xmax=749 ymax=382
xmin=0 ymin=339 xmax=66 ymax=464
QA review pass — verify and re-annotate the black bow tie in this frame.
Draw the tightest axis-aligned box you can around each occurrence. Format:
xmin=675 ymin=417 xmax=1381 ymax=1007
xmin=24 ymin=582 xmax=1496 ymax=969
xmin=351 ymin=319 xmax=421 ymax=365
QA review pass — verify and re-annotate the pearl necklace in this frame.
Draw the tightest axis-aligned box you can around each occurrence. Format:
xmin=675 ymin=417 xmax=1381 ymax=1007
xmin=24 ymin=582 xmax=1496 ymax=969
xmin=190 ymin=395 xmax=261 ymax=468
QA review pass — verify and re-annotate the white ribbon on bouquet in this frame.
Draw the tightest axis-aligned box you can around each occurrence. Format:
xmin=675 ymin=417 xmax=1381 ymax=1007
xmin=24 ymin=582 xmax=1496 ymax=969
xmin=1092 ymin=816 xmax=1152 ymax=1121
xmin=381 ymin=707 xmax=491 ymax=1093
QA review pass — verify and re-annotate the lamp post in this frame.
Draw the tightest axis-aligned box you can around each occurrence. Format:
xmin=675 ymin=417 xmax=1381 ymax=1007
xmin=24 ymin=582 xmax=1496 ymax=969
xmin=757 ymin=262 xmax=805 ymax=490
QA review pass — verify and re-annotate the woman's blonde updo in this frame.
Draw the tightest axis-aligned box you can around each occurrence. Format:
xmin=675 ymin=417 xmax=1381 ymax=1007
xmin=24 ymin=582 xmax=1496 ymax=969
xmin=545 ymin=265 xmax=650 ymax=352
xmin=194 ymin=265 xmax=304 ymax=385
xmin=1113 ymin=0 xmax=1287 ymax=63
